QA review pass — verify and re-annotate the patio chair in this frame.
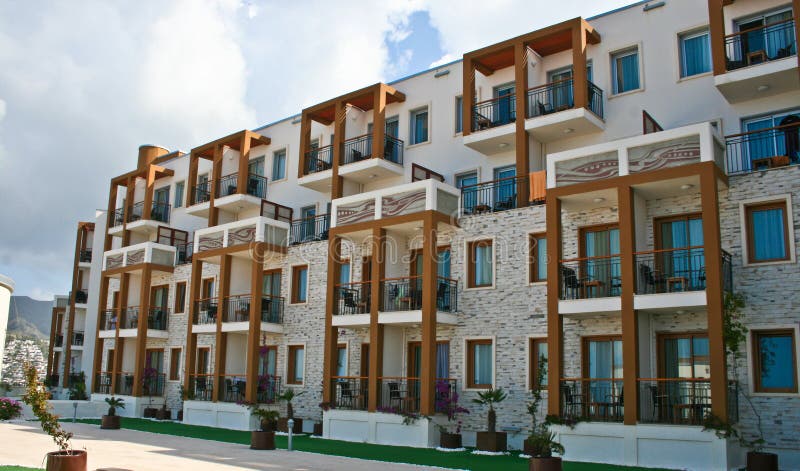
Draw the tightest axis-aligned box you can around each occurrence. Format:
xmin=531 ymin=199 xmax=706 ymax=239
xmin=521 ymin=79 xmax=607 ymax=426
xmin=561 ymin=266 xmax=586 ymax=299
xmin=638 ymin=263 xmax=665 ymax=294
xmin=436 ymin=281 xmax=451 ymax=311
xmin=561 ymin=383 xmax=584 ymax=418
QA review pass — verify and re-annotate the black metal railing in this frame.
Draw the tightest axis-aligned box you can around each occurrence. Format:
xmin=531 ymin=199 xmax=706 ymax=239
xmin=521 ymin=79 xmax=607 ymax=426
xmin=123 ymin=307 xmax=139 ymax=329
xmin=526 ymin=79 xmax=604 ymax=120
xmin=193 ymin=298 xmax=218 ymax=325
xmin=223 ymin=295 xmax=252 ymax=323
xmin=148 ymin=307 xmax=169 ymax=330
xmin=127 ymin=202 xmax=144 ymax=223
xmin=725 ymin=122 xmax=800 ymax=175
xmin=638 ymin=379 xmax=711 ymax=425
xmin=143 ymin=373 xmax=166 ymax=396
xmin=129 ymin=201 xmax=171 ymax=223
xmin=377 ymin=377 xmax=421 ymax=414
xmin=383 ymin=135 xmax=404 ymax=164
xmin=559 ymin=257 xmax=622 ymax=300
xmin=70 ymin=331 xmax=84 ymax=346
xmin=66 ymin=372 xmax=84 ymax=389
xmin=193 ymin=181 xmax=212 ymax=204
xmin=189 ymin=374 xmax=214 ymax=401
xmin=261 ymin=295 xmax=284 ymax=324
xmin=100 ymin=309 xmax=118 ymax=331
xmin=472 ymin=93 xmax=516 ymax=131
xmin=722 ymin=250 xmax=733 ymax=294
xmin=560 ymin=379 xmax=624 ymax=422
xmin=635 ymin=247 xmax=707 ymax=294
xmin=335 ymin=282 xmax=370 ymax=315
xmin=79 ymin=249 xmax=92 ymax=263
xmin=54 ymin=334 xmax=64 ymax=347
xmin=381 ymin=277 xmax=422 ymax=311
xmin=216 ymin=173 xmax=268 ymax=199
xmin=112 ymin=208 xmax=125 ymax=227
xmin=436 ymin=278 xmax=458 ymax=313
xmin=461 ymin=175 xmax=536 ymax=215
xmin=342 ymin=134 xmax=373 ymax=165
xmin=304 ymin=145 xmax=333 ymax=175
xmin=175 ymin=242 xmax=193 ymax=265
xmin=115 ymin=373 xmax=134 ymax=396
xmin=331 ymin=377 xmax=369 ymax=410
xmin=74 ymin=289 xmax=87 ymax=304
xmin=220 ymin=375 xmax=247 ymax=403
xmin=256 ymin=375 xmax=281 ymax=404
xmin=290 ymin=214 xmax=330 ymax=245
xmin=48 ymin=374 xmax=60 ymax=388
xmin=94 ymin=372 xmax=112 ymax=394
xmin=723 ymin=18 xmax=796 ymax=72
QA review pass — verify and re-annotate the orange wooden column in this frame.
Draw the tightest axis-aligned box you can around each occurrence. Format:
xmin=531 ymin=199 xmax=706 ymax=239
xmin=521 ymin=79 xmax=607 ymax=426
xmin=142 ymin=167 xmax=156 ymax=220
xmin=133 ymin=265 xmax=153 ymax=396
xmin=184 ymin=258 xmax=203 ymax=397
xmin=707 ymin=0 xmax=727 ymax=76
xmin=92 ymin=275 xmax=110 ymax=393
xmin=514 ymin=42 xmax=530 ymax=208
xmin=298 ymin=115 xmax=311 ymax=179
xmin=209 ymin=145 xmax=223 ymax=227
xmin=245 ymin=248 xmax=264 ymax=403
xmin=462 ymin=56 xmax=474 ymax=138
xmin=237 ymin=133 xmax=251 ymax=196
xmin=104 ymin=183 xmax=118 ymax=251
xmin=419 ymin=213 xmax=438 ymax=415
xmin=545 ymin=195 xmax=563 ymax=415
xmin=214 ymin=255 xmax=231 ymax=402
xmin=618 ymin=185 xmax=639 ymax=425
xmin=322 ymin=236 xmax=342 ymax=403
xmin=572 ymin=24 xmax=589 ymax=110
xmin=112 ymin=273 xmax=130 ymax=394
xmin=331 ymin=101 xmax=346 ymax=199
xmin=122 ymin=177 xmax=135 ymax=247
xmin=368 ymin=227 xmax=386 ymax=412
xmin=187 ymin=152 xmax=200 ymax=206
xmin=700 ymin=164 xmax=728 ymax=419
xmin=372 ymin=86 xmax=386 ymax=161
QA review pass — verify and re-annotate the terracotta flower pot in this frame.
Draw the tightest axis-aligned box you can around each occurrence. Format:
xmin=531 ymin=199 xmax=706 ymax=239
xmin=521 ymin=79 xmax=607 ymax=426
xmin=155 ymin=408 xmax=171 ymax=420
xmin=278 ymin=417 xmax=303 ymax=434
xmin=747 ymin=451 xmax=778 ymax=471
xmin=251 ymin=430 xmax=276 ymax=450
xmin=313 ymin=422 xmax=323 ymax=436
xmin=530 ymin=456 xmax=562 ymax=471
xmin=440 ymin=432 xmax=462 ymax=449
xmin=100 ymin=415 xmax=120 ymax=430
xmin=475 ymin=431 xmax=507 ymax=452
xmin=46 ymin=450 xmax=87 ymax=471
xmin=143 ymin=407 xmax=157 ymax=418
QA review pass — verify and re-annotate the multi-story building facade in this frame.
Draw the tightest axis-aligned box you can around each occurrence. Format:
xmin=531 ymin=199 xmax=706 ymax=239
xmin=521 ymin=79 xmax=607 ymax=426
xmin=69 ymin=1 xmax=800 ymax=469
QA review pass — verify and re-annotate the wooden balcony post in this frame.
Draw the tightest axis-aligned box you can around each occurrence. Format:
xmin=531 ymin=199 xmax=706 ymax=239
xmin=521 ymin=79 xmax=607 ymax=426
xmin=214 ymin=255 xmax=231 ymax=402
xmin=514 ymin=42 xmax=530 ymax=208
xmin=618 ymin=185 xmax=639 ymax=425
xmin=246 ymin=248 xmax=264 ymax=403
xmin=46 ymin=308 xmax=57 ymax=380
xmin=187 ymin=152 xmax=199 ymax=206
xmin=368 ymin=227 xmax=386 ymax=412
xmin=133 ymin=265 xmax=152 ymax=397
xmin=572 ymin=23 xmax=588 ymax=110
xmin=92 ymin=275 xmax=110 ymax=393
xmin=104 ymin=182 xmax=118 ymax=252
xmin=237 ymin=132 xmax=251 ymax=196
xmin=546 ymin=195 xmax=563 ymax=415
xmin=184 ymin=258 xmax=203 ymax=399
xmin=332 ymin=101 xmax=346 ymax=199
xmin=419 ymin=212 xmax=438 ymax=416
xmin=122 ymin=177 xmax=135 ymax=247
xmin=373 ymin=85 xmax=386 ymax=161
xmin=708 ymin=0 xmax=727 ymax=76
xmin=142 ymin=166 xmax=156 ymax=221
xmin=298 ymin=114 xmax=311 ymax=179
xmin=209 ymin=145 xmax=223 ymax=227
xmin=322 ymin=236 xmax=342 ymax=403
xmin=462 ymin=56 xmax=475 ymax=137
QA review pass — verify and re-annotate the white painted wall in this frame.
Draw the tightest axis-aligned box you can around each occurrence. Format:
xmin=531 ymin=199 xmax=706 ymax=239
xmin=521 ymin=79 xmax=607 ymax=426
xmin=0 ymin=275 xmax=14 ymax=382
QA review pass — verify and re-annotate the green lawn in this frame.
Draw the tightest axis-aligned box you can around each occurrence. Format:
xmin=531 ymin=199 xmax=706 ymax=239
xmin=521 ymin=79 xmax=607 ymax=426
xmin=0 ymin=467 xmax=42 ymax=471
xmin=73 ymin=418 xmax=672 ymax=471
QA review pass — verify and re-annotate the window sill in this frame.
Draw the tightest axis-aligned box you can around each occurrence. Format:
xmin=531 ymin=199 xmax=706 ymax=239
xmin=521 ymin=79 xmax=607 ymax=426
xmin=406 ymin=140 xmax=431 ymax=150
xmin=529 ymin=281 xmax=547 ymax=286
xmin=464 ymin=285 xmax=495 ymax=291
xmin=743 ymin=258 xmax=795 ymax=268
xmin=750 ymin=391 xmax=799 ymax=398
xmin=609 ymin=88 xmax=644 ymax=99
xmin=464 ymin=386 xmax=493 ymax=392
xmin=677 ymin=71 xmax=712 ymax=83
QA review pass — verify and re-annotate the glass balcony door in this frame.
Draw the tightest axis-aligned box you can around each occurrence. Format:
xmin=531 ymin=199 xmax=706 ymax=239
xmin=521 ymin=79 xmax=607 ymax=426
xmin=581 ymin=225 xmax=621 ymax=297
xmin=656 ymin=215 xmax=704 ymax=290
xmin=585 ymin=337 xmax=624 ymax=418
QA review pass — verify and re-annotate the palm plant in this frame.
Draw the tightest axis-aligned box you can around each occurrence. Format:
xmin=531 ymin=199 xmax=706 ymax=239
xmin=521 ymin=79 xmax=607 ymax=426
xmin=251 ymin=408 xmax=280 ymax=432
xmin=104 ymin=396 xmax=125 ymax=416
xmin=277 ymin=388 xmax=304 ymax=420
xmin=472 ymin=387 xmax=507 ymax=432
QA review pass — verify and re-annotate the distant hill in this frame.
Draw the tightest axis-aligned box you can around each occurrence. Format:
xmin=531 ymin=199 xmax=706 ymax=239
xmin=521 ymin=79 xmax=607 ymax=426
xmin=7 ymin=296 xmax=53 ymax=340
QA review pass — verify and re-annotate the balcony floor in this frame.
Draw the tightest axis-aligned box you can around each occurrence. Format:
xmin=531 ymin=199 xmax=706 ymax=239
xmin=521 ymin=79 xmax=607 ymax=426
xmin=525 ymin=107 xmax=604 ymax=142
xmin=298 ymin=169 xmax=333 ymax=192
xmin=338 ymin=158 xmax=404 ymax=184
xmin=212 ymin=193 xmax=263 ymax=214
xmin=462 ymin=122 xmax=516 ymax=155
xmin=714 ymin=57 xmax=799 ymax=104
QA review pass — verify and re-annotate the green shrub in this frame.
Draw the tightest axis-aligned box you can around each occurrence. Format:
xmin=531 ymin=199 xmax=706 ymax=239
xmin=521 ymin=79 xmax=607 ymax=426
xmin=0 ymin=397 xmax=23 ymax=420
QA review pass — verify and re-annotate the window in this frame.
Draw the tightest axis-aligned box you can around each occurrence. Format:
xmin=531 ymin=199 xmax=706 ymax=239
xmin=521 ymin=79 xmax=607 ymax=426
xmin=201 ymin=278 xmax=215 ymax=300
xmin=742 ymin=110 xmax=800 ymax=167
xmin=336 ymin=343 xmax=347 ymax=377
xmin=174 ymin=282 xmax=186 ymax=314
xmin=174 ymin=181 xmax=185 ymax=208
xmin=340 ymin=260 xmax=351 ymax=284
xmin=752 ymin=330 xmax=797 ymax=393
xmin=529 ymin=338 xmax=548 ymax=389
xmin=745 ymin=201 xmax=790 ymax=263
xmin=611 ymin=47 xmax=641 ymax=94
xmin=287 ymin=345 xmax=305 ymax=385
xmin=467 ymin=240 xmax=493 ymax=288
xmin=467 ymin=339 xmax=493 ymax=388
xmin=655 ymin=214 xmax=705 ymax=291
xmin=410 ymin=107 xmax=429 ymax=145
xmin=169 ymin=348 xmax=181 ymax=381
xmin=456 ymin=171 xmax=478 ymax=213
xmin=272 ymin=149 xmax=286 ymax=181
xmin=659 ymin=333 xmax=710 ymax=379
xmin=291 ymin=265 xmax=308 ymax=303
xmin=734 ymin=9 xmax=795 ymax=64
xmin=455 ymin=96 xmax=463 ymax=133
xmin=529 ymin=233 xmax=547 ymax=283
xmin=680 ymin=29 xmax=711 ymax=77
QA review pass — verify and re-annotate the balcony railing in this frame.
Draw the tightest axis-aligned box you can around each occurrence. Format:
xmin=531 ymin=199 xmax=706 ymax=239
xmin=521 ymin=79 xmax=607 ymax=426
xmin=559 ymin=256 xmax=621 ymax=300
xmin=194 ymin=298 xmax=218 ymax=325
xmin=635 ymin=247 xmax=707 ymax=294
xmin=383 ymin=135 xmax=404 ymax=164
xmin=148 ymin=307 xmax=169 ymax=330
xmin=290 ymin=214 xmax=330 ymax=245
xmin=94 ymin=372 xmax=112 ymax=394
xmin=193 ymin=181 xmax=212 ymax=205
xmin=304 ymin=145 xmax=333 ymax=175
xmin=115 ymin=372 xmax=134 ymax=396
xmin=175 ymin=242 xmax=193 ymax=265
xmin=461 ymin=175 xmax=542 ymax=215
xmin=723 ymin=18 xmax=797 ymax=72
xmin=472 ymin=94 xmax=516 ymax=131
xmin=189 ymin=374 xmax=214 ymax=401
xmin=257 ymin=375 xmax=282 ymax=404
xmin=123 ymin=307 xmax=139 ymax=329
xmin=725 ymin=122 xmax=800 ymax=175
xmin=375 ymin=377 xmax=458 ymax=414
xmin=216 ymin=173 xmax=268 ymax=199
xmin=335 ymin=282 xmax=370 ymax=315
xmin=70 ymin=331 xmax=84 ymax=346
xmin=218 ymin=295 xmax=283 ymax=324
xmin=128 ymin=201 xmax=171 ymax=224
xmin=74 ymin=289 xmax=87 ymax=304
xmin=560 ymin=378 xmax=624 ymax=422
xmin=379 ymin=276 xmax=459 ymax=313
xmin=526 ymin=78 xmax=604 ymax=120
xmin=223 ymin=295 xmax=252 ymax=323
xmin=79 ymin=249 xmax=92 ymax=263
xmin=637 ymin=378 xmax=711 ymax=425
xmin=219 ymin=375 xmax=247 ymax=403
xmin=143 ymin=372 xmax=166 ymax=396
xmin=54 ymin=334 xmax=64 ymax=348
xmin=100 ymin=309 xmax=118 ymax=331
xmin=331 ymin=377 xmax=369 ymax=410
xmin=112 ymin=208 xmax=125 ymax=227
xmin=261 ymin=295 xmax=284 ymax=324
xmin=340 ymin=134 xmax=405 ymax=166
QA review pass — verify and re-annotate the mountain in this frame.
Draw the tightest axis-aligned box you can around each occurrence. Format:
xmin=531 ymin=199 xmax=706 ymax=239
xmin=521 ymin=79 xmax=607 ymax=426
xmin=7 ymin=296 xmax=53 ymax=340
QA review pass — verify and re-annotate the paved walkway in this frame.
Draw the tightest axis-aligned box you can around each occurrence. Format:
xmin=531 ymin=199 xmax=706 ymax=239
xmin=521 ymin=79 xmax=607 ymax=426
xmin=0 ymin=422 xmax=435 ymax=471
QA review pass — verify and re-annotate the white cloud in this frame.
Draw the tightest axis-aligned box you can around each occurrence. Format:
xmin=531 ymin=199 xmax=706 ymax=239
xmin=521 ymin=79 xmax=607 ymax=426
xmin=430 ymin=53 xmax=457 ymax=68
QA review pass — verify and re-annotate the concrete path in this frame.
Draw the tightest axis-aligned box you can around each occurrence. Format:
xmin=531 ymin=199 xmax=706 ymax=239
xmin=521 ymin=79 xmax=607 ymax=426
xmin=0 ymin=422 xmax=437 ymax=471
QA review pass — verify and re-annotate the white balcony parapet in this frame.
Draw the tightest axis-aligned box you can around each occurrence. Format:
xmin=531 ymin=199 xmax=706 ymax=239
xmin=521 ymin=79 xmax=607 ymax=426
xmin=193 ymin=215 xmax=290 ymax=252
xmin=546 ymin=122 xmax=725 ymax=189
xmin=103 ymin=241 xmax=177 ymax=271
xmin=330 ymin=178 xmax=461 ymax=228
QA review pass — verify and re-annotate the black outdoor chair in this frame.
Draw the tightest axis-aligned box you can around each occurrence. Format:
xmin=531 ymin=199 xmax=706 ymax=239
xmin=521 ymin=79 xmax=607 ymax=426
xmin=436 ymin=281 xmax=450 ymax=311
xmin=562 ymin=383 xmax=584 ymax=418
xmin=638 ymin=263 xmax=665 ymax=294
xmin=493 ymin=194 xmax=516 ymax=211
xmin=561 ymin=266 xmax=586 ymax=299
xmin=339 ymin=381 xmax=354 ymax=408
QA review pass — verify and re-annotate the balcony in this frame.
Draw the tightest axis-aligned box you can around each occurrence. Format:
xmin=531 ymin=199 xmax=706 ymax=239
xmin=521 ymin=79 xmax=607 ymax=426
xmin=725 ymin=121 xmax=800 ymax=175
xmin=94 ymin=372 xmax=112 ymax=394
xmin=211 ymin=173 xmax=269 ymax=215
xmin=193 ymin=215 xmax=290 ymax=257
xmin=338 ymin=134 xmax=405 ymax=184
xmin=143 ymin=373 xmax=166 ymax=397
xmin=524 ymin=79 xmax=605 ymax=142
xmin=105 ymin=306 xmax=168 ymax=339
xmin=99 ymin=309 xmax=118 ymax=335
xmin=559 ymin=256 xmax=622 ymax=313
xmin=79 ymin=249 xmax=92 ymax=264
xmin=103 ymin=241 xmax=177 ymax=272
xmin=380 ymin=276 xmax=459 ymax=314
xmin=715 ymin=18 xmax=798 ymax=103
xmin=109 ymin=201 xmax=171 ymax=236
xmin=289 ymin=214 xmax=330 ymax=245
xmin=192 ymin=295 xmax=283 ymax=334
xmin=460 ymin=173 xmax=545 ymax=216
xmin=54 ymin=334 xmax=63 ymax=348
xmin=193 ymin=181 xmax=212 ymax=205
xmin=331 ymin=377 xmax=369 ymax=410
xmin=70 ymin=331 xmax=84 ymax=347
xmin=334 ymin=282 xmax=370 ymax=321
xmin=188 ymin=374 xmax=214 ymax=401
xmin=175 ymin=242 xmax=193 ymax=265
xmin=560 ymin=378 xmax=624 ymax=423
xmin=463 ymin=94 xmax=517 ymax=155
xmin=376 ymin=377 xmax=458 ymax=415
xmin=73 ymin=289 xmax=88 ymax=305
xmin=299 ymin=145 xmax=334 ymax=192
xmin=218 ymin=375 xmax=281 ymax=404
xmin=114 ymin=373 xmax=134 ymax=396
xmin=331 ymin=178 xmax=461 ymax=229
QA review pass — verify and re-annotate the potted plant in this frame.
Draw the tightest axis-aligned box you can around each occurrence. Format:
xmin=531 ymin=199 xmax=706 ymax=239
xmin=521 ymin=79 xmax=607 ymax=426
xmin=472 ymin=387 xmax=508 ymax=452
xmin=177 ymin=384 xmax=192 ymax=421
xmin=526 ymin=425 xmax=565 ymax=471
xmin=250 ymin=407 xmax=279 ymax=450
xmin=22 ymin=364 xmax=87 ymax=471
xmin=101 ymin=397 xmax=125 ymax=429
xmin=277 ymin=388 xmax=304 ymax=434
xmin=315 ymin=402 xmax=333 ymax=436
xmin=142 ymin=367 xmax=158 ymax=418
xmin=67 ymin=372 xmax=88 ymax=400
xmin=434 ymin=380 xmax=469 ymax=449
xmin=155 ymin=403 xmax=171 ymax=420
xmin=525 ymin=355 xmax=549 ymax=456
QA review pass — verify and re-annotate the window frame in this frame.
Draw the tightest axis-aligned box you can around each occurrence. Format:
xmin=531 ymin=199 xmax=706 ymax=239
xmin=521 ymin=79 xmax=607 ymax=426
xmin=291 ymin=265 xmax=309 ymax=304
xmin=272 ymin=149 xmax=287 ymax=182
xmin=174 ymin=282 xmax=186 ymax=314
xmin=466 ymin=239 xmax=494 ymax=289
xmin=744 ymin=200 xmax=791 ymax=264
xmin=678 ymin=28 xmax=712 ymax=78
xmin=336 ymin=342 xmax=348 ymax=377
xmin=287 ymin=344 xmax=306 ymax=385
xmin=169 ymin=347 xmax=182 ymax=381
xmin=529 ymin=232 xmax=548 ymax=283
xmin=751 ymin=329 xmax=798 ymax=394
xmin=454 ymin=95 xmax=463 ymax=134
xmin=174 ymin=181 xmax=185 ymax=208
xmin=409 ymin=106 xmax=430 ymax=146
xmin=466 ymin=338 xmax=494 ymax=389
xmin=529 ymin=337 xmax=548 ymax=390
xmin=610 ymin=46 xmax=642 ymax=95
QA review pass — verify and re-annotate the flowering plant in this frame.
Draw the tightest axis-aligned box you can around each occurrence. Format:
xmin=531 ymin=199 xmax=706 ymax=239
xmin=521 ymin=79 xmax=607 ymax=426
xmin=0 ymin=397 xmax=22 ymax=420
xmin=434 ymin=380 xmax=469 ymax=434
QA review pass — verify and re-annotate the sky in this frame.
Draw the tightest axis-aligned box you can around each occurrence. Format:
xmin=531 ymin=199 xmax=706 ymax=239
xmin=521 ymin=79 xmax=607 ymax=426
xmin=0 ymin=0 xmax=635 ymax=300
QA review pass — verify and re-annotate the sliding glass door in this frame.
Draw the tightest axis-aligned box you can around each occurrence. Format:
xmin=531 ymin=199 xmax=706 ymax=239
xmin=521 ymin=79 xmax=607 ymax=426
xmin=585 ymin=338 xmax=623 ymax=419
xmin=581 ymin=225 xmax=621 ymax=296
xmin=656 ymin=215 xmax=704 ymax=291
